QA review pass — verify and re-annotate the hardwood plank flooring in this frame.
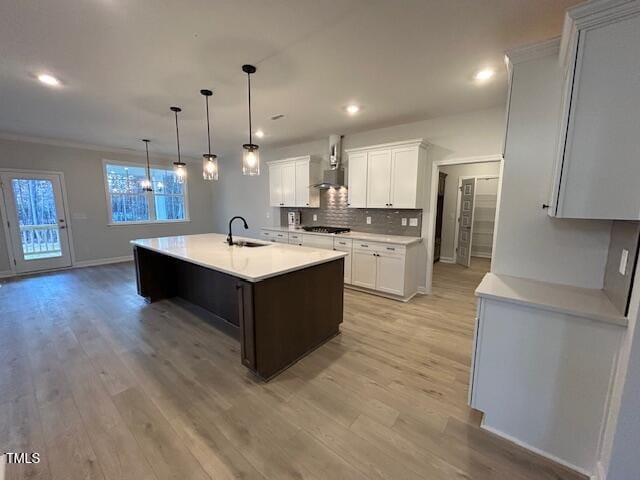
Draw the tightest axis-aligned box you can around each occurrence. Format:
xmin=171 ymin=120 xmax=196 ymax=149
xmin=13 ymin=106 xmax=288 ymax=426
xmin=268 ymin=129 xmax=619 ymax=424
xmin=0 ymin=258 xmax=586 ymax=480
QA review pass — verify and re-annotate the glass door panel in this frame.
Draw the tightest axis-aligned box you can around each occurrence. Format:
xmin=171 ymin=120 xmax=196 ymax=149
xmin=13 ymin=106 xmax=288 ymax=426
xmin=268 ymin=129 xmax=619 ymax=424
xmin=1 ymin=172 xmax=72 ymax=273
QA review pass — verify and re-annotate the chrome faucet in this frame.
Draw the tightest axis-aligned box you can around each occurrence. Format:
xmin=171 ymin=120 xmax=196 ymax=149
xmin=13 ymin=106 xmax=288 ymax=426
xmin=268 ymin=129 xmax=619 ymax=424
xmin=227 ymin=216 xmax=249 ymax=245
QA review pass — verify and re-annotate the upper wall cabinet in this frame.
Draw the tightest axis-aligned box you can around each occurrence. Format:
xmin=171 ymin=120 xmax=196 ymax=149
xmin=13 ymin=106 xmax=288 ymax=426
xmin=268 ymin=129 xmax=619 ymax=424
xmin=549 ymin=1 xmax=640 ymax=220
xmin=345 ymin=139 xmax=428 ymax=209
xmin=268 ymin=156 xmax=321 ymax=208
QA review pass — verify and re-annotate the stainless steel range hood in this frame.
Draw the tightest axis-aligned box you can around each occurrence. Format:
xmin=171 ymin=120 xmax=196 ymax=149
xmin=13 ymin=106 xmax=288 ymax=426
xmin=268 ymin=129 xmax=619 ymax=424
xmin=312 ymin=134 xmax=345 ymax=189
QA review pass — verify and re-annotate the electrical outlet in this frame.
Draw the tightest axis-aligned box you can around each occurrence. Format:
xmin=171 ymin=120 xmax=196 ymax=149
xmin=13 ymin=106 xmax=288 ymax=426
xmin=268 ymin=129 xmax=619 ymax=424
xmin=401 ymin=218 xmax=407 ymax=226
xmin=619 ymin=249 xmax=629 ymax=275
xmin=266 ymin=211 xmax=270 ymax=219
xmin=366 ymin=216 xmax=372 ymax=225
xmin=409 ymin=218 xmax=418 ymax=227
xmin=313 ymin=214 xmax=318 ymax=222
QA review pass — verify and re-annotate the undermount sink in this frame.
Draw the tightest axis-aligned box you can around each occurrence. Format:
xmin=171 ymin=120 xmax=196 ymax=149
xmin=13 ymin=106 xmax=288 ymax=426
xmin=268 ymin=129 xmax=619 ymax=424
xmin=229 ymin=241 xmax=269 ymax=248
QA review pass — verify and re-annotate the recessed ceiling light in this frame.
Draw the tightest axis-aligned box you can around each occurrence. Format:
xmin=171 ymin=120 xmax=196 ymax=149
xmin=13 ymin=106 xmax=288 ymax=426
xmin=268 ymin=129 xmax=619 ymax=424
xmin=37 ymin=73 xmax=60 ymax=87
xmin=345 ymin=104 xmax=360 ymax=115
xmin=474 ymin=68 xmax=495 ymax=82
xmin=255 ymin=129 xmax=265 ymax=138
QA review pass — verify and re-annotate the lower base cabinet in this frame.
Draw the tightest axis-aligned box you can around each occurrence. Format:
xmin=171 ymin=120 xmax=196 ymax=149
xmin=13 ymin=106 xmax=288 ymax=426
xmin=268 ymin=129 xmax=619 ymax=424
xmin=260 ymin=228 xmax=420 ymax=300
xmin=352 ymin=250 xmax=377 ymax=289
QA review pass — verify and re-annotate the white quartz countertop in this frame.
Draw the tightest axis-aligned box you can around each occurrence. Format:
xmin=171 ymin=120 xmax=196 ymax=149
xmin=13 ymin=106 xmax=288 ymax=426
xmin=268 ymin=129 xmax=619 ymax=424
xmin=131 ymin=233 xmax=347 ymax=283
xmin=475 ymin=273 xmax=627 ymax=327
xmin=262 ymin=226 xmax=422 ymax=246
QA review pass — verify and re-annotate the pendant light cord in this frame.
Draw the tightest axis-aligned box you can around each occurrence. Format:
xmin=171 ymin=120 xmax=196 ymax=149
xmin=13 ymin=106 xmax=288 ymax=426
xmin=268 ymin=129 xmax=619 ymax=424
xmin=247 ymin=72 xmax=252 ymax=145
xmin=144 ymin=140 xmax=151 ymax=183
xmin=174 ymin=110 xmax=182 ymax=163
xmin=206 ymin=95 xmax=212 ymax=155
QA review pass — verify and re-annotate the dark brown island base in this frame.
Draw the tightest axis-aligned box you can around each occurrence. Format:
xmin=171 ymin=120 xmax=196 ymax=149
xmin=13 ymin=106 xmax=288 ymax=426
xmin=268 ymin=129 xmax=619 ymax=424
xmin=131 ymin=233 xmax=346 ymax=380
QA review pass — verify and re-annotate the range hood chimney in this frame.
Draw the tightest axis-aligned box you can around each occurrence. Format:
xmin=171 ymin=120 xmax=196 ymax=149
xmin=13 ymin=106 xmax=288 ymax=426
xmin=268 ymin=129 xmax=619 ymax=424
xmin=313 ymin=134 xmax=345 ymax=188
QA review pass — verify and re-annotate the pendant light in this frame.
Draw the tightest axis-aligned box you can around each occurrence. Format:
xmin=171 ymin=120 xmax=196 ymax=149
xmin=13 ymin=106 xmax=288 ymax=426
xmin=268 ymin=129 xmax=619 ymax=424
xmin=200 ymin=89 xmax=219 ymax=181
xmin=241 ymin=64 xmax=259 ymax=176
xmin=170 ymin=106 xmax=187 ymax=183
xmin=140 ymin=139 xmax=153 ymax=191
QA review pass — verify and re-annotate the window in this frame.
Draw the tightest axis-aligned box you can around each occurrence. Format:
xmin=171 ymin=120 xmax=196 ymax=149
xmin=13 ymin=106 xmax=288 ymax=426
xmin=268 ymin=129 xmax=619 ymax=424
xmin=104 ymin=162 xmax=188 ymax=224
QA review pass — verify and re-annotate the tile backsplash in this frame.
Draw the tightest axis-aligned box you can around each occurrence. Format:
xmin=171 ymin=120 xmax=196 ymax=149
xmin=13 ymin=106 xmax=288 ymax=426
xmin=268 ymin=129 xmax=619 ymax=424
xmin=279 ymin=187 xmax=422 ymax=236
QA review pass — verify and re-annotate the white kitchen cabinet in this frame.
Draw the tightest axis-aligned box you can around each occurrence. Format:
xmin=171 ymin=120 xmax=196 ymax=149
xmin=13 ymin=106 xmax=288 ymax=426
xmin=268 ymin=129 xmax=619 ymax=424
xmin=333 ymin=238 xmax=353 ymax=284
xmin=347 ymin=152 xmax=367 ymax=208
xmin=375 ymin=249 xmax=405 ymax=296
xmin=346 ymin=139 xmax=427 ymax=209
xmin=301 ymin=234 xmax=334 ymax=250
xmin=471 ymin=273 xmax=626 ymax=475
xmin=282 ymin=163 xmax=296 ymax=207
xmin=352 ymin=249 xmax=377 ymax=289
xmin=549 ymin=2 xmax=640 ymax=220
xmin=390 ymin=146 xmax=420 ymax=208
xmin=366 ymin=150 xmax=392 ymax=208
xmin=288 ymin=232 xmax=303 ymax=245
xmin=268 ymin=156 xmax=321 ymax=208
xmin=269 ymin=164 xmax=283 ymax=207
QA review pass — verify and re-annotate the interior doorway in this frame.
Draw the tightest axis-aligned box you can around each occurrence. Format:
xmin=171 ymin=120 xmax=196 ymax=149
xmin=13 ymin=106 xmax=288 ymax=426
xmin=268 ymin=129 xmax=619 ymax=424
xmin=424 ymin=155 xmax=503 ymax=293
xmin=0 ymin=170 xmax=73 ymax=274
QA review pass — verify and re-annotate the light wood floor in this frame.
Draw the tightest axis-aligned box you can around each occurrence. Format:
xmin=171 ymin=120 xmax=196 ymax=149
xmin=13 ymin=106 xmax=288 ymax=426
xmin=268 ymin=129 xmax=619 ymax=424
xmin=0 ymin=258 xmax=586 ymax=480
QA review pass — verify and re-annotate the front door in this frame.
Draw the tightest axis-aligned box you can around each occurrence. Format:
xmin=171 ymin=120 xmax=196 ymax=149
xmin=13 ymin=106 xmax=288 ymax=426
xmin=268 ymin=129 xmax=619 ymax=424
xmin=1 ymin=172 xmax=72 ymax=273
xmin=456 ymin=177 xmax=475 ymax=267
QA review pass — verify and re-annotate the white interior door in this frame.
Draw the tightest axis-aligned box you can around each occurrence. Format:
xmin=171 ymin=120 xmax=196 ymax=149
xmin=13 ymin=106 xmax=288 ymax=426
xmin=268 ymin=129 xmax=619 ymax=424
xmin=456 ymin=177 xmax=476 ymax=267
xmin=1 ymin=172 xmax=72 ymax=273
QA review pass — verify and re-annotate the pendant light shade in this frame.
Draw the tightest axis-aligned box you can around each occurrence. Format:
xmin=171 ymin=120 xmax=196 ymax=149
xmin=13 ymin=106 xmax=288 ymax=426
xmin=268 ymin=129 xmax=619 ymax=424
xmin=170 ymin=106 xmax=187 ymax=184
xmin=200 ymin=89 xmax=219 ymax=181
xmin=141 ymin=139 xmax=153 ymax=191
xmin=242 ymin=64 xmax=260 ymax=176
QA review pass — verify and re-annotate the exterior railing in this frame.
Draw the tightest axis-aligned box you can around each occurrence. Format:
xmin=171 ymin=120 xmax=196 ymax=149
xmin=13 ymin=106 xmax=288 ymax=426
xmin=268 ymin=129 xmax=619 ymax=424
xmin=19 ymin=224 xmax=61 ymax=256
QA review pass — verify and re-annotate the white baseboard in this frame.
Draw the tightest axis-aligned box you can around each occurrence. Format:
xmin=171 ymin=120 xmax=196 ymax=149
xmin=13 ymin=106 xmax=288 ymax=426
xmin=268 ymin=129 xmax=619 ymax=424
xmin=73 ymin=255 xmax=133 ymax=268
xmin=438 ymin=256 xmax=455 ymax=264
xmin=480 ymin=423 xmax=591 ymax=479
xmin=0 ymin=255 xmax=133 ymax=280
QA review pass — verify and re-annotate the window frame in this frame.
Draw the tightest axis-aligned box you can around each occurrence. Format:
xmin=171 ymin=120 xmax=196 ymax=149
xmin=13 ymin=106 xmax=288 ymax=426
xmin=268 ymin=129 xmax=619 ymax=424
xmin=102 ymin=159 xmax=190 ymax=226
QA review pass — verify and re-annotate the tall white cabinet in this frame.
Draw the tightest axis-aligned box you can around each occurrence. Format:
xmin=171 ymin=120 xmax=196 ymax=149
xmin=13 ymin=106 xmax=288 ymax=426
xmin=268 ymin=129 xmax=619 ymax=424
xmin=268 ymin=156 xmax=321 ymax=207
xmin=345 ymin=139 xmax=428 ymax=209
xmin=549 ymin=1 xmax=640 ymax=220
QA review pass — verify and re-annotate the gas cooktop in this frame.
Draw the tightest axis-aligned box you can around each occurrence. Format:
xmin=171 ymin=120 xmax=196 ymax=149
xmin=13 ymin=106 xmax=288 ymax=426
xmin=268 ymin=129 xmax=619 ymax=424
xmin=302 ymin=226 xmax=351 ymax=234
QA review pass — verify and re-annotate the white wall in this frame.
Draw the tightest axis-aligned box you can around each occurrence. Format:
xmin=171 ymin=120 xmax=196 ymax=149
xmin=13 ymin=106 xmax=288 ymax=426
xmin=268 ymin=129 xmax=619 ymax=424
xmin=439 ymin=161 xmax=501 ymax=260
xmin=492 ymin=52 xmax=611 ymax=289
xmin=211 ymin=107 xmax=507 ymax=289
xmin=0 ymin=137 xmax=215 ymax=270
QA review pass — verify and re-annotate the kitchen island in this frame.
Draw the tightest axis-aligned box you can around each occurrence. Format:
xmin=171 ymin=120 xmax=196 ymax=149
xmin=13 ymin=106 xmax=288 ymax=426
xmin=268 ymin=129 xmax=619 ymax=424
xmin=131 ymin=233 xmax=347 ymax=380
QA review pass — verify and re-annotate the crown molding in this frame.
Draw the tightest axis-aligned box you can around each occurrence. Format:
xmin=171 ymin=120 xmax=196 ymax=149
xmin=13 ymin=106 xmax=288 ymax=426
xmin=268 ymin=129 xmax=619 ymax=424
xmin=560 ymin=0 xmax=640 ymax=66
xmin=0 ymin=132 xmax=198 ymax=162
xmin=505 ymin=37 xmax=561 ymax=65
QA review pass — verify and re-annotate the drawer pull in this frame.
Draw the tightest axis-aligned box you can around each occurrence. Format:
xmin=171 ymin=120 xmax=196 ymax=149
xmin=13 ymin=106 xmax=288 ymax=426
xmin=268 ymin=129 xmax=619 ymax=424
xmin=338 ymin=241 xmax=346 ymax=245
xmin=360 ymin=244 xmax=369 ymax=248
xmin=386 ymin=247 xmax=395 ymax=251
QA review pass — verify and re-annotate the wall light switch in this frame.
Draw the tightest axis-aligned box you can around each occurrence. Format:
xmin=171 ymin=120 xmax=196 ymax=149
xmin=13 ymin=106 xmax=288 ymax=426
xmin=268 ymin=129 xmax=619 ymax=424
xmin=409 ymin=218 xmax=418 ymax=227
xmin=266 ymin=211 xmax=270 ymax=219
xmin=619 ymin=248 xmax=629 ymax=275
xmin=366 ymin=216 xmax=372 ymax=225
xmin=313 ymin=214 xmax=318 ymax=222
xmin=401 ymin=218 xmax=407 ymax=226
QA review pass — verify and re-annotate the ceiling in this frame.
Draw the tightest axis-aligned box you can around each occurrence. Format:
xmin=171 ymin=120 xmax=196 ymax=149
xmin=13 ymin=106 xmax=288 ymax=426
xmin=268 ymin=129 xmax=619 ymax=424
xmin=0 ymin=0 xmax=579 ymax=160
